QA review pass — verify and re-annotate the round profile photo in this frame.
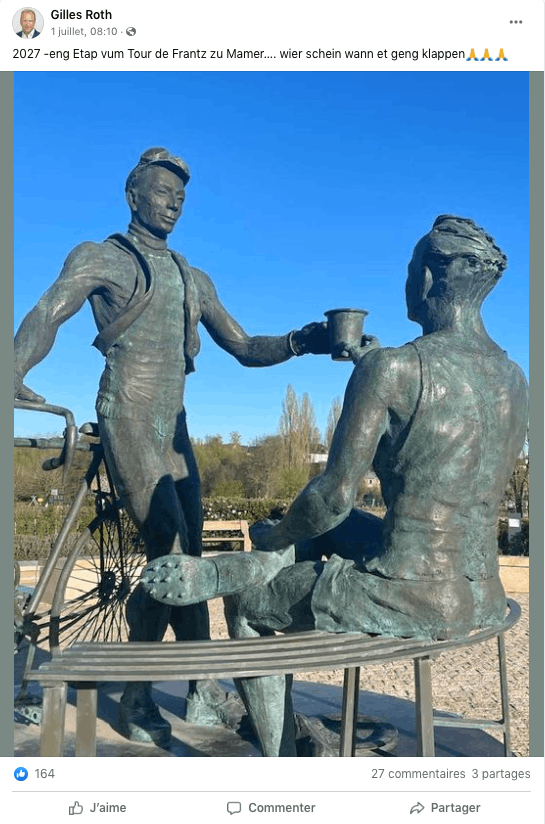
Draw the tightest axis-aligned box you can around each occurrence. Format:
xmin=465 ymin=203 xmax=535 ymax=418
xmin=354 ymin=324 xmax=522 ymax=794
xmin=13 ymin=8 xmax=44 ymax=39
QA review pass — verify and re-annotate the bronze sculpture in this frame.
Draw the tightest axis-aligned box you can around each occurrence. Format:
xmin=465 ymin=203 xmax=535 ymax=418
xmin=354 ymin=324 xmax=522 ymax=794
xmin=13 ymin=147 xmax=332 ymax=746
xmin=142 ymin=215 xmax=529 ymax=756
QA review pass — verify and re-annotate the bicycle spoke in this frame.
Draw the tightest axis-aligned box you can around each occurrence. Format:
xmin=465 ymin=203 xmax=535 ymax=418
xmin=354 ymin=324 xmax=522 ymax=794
xmin=53 ymin=607 xmax=99 ymax=647
xmin=101 ymin=604 xmax=119 ymax=644
xmin=92 ymin=600 xmax=115 ymax=641
xmin=49 ymin=507 xmax=146 ymax=650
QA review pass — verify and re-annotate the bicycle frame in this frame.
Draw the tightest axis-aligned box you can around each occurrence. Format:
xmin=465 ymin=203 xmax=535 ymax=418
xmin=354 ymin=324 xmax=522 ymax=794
xmin=15 ymin=400 xmax=146 ymax=723
xmin=15 ymin=401 xmax=104 ymax=716
xmin=15 ymin=401 xmax=103 ymax=619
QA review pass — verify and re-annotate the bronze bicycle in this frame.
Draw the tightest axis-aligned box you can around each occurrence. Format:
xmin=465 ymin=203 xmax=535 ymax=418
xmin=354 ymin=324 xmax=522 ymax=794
xmin=14 ymin=399 xmax=146 ymax=722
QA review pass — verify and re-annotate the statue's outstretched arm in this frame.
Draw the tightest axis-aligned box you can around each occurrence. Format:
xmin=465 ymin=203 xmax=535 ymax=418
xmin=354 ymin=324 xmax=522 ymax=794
xmin=193 ymin=266 xmax=330 ymax=366
xmin=14 ymin=243 xmax=103 ymax=397
xmin=251 ymin=347 xmax=419 ymax=551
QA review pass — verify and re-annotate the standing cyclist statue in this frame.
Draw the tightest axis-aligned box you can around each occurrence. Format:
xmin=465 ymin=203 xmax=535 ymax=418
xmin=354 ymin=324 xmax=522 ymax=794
xmin=14 ymin=147 xmax=331 ymax=745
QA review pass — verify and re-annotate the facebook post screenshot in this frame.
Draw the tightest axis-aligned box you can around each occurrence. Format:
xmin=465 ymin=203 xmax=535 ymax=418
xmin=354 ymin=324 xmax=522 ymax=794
xmin=3 ymin=0 xmax=543 ymax=820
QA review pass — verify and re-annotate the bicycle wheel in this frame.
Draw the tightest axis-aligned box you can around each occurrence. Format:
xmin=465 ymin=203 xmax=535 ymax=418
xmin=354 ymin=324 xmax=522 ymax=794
xmin=49 ymin=506 xmax=146 ymax=652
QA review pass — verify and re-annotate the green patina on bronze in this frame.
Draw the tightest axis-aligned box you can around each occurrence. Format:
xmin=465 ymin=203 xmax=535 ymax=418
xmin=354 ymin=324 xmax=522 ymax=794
xmin=14 ymin=147 xmax=331 ymax=744
xmin=143 ymin=216 xmax=528 ymax=756
xmin=14 ymin=148 xmax=527 ymax=756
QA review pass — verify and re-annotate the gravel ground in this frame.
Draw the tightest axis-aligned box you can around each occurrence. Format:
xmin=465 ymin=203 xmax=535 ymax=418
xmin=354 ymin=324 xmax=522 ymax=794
xmin=203 ymin=592 xmax=529 ymax=757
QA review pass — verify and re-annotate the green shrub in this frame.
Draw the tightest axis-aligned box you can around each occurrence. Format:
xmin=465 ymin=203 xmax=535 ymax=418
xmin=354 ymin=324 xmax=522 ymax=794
xmin=498 ymin=518 xmax=509 ymax=553
xmin=14 ymin=500 xmax=96 ymax=560
xmin=498 ymin=517 xmax=529 ymax=556
xmin=202 ymin=498 xmax=291 ymax=523
xmin=507 ymin=520 xmax=529 ymax=556
xmin=14 ymin=534 xmax=79 ymax=561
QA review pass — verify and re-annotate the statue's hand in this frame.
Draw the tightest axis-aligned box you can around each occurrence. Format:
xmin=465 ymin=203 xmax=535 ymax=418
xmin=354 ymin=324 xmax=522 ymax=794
xmin=290 ymin=322 xmax=330 ymax=356
xmin=250 ymin=519 xmax=295 ymax=566
xmin=15 ymin=376 xmax=46 ymax=403
xmin=345 ymin=334 xmax=380 ymax=364
xmin=250 ymin=518 xmax=282 ymax=551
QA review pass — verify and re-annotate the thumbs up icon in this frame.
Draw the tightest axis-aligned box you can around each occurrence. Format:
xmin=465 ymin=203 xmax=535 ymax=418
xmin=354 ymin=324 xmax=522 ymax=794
xmin=69 ymin=802 xmax=83 ymax=815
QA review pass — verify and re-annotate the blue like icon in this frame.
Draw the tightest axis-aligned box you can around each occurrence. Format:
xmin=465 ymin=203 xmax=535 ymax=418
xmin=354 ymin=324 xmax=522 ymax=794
xmin=14 ymin=767 xmax=28 ymax=781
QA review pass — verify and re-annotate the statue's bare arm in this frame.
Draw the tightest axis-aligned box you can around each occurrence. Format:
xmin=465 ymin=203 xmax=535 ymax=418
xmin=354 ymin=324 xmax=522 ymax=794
xmin=193 ymin=267 xmax=328 ymax=365
xmin=14 ymin=242 xmax=107 ymax=397
xmin=251 ymin=346 xmax=422 ymax=550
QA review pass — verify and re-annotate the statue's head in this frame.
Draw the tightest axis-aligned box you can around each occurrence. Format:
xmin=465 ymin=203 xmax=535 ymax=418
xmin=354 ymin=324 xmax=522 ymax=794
xmin=125 ymin=148 xmax=191 ymax=238
xmin=406 ymin=215 xmax=507 ymax=325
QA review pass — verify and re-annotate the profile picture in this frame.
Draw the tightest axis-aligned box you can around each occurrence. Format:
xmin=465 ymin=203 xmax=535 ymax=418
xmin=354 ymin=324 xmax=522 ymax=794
xmin=13 ymin=8 xmax=43 ymax=39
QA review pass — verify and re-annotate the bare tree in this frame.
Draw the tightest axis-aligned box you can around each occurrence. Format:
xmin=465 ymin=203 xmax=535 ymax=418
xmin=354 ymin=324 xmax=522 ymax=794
xmin=278 ymin=385 xmax=320 ymax=468
xmin=278 ymin=385 xmax=301 ymax=469
xmin=300 ymin=392 xmax=321 ymax=454
xmin=276 ymin=385 xmax=321 ymax=497
xmin=507 ymin=456 xmax=529 ymax=517
xmin=245 ymin=434 xmax=283 ymax=498
xmin=325 ymin=396 xmax=343 ymax=450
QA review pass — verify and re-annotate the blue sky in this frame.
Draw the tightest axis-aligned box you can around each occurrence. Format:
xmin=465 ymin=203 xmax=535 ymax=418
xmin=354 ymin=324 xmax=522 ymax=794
xmin=14 ymin=71 xmax=529 ymax=442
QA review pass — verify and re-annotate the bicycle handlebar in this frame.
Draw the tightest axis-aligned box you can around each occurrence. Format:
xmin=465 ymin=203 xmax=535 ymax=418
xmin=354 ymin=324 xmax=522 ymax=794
xmin=14 ymin=400 xmax=78 ymax=482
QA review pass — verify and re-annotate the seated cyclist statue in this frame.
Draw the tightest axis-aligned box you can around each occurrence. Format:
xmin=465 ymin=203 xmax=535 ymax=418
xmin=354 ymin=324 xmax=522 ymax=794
xmin=141 ymin=215 xmax=529 ymax=756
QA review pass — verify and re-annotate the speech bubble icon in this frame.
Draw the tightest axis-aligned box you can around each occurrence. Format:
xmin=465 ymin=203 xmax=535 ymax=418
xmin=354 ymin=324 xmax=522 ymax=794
xmin=227 ymin=802 xmax=242 ymax=815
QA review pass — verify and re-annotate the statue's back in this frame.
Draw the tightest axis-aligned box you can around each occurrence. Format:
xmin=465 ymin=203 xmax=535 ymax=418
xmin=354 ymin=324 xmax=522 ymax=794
xmin=373 ymin=334 xmax=528 ymax=586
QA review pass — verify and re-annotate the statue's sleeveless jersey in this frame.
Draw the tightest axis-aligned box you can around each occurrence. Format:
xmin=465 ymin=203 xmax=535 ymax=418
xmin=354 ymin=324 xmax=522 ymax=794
xmin=312 ymin=334 xmax=528 ymax=639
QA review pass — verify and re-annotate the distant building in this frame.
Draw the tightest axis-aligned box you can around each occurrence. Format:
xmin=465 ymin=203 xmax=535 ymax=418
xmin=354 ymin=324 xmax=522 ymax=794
xmin=361 ymin=469 xmax=379 ymax=487
xmin=45 ymin=488 xmax=65 ymax=506
xmin=309 ymin=453 xmax=328 ymax=464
